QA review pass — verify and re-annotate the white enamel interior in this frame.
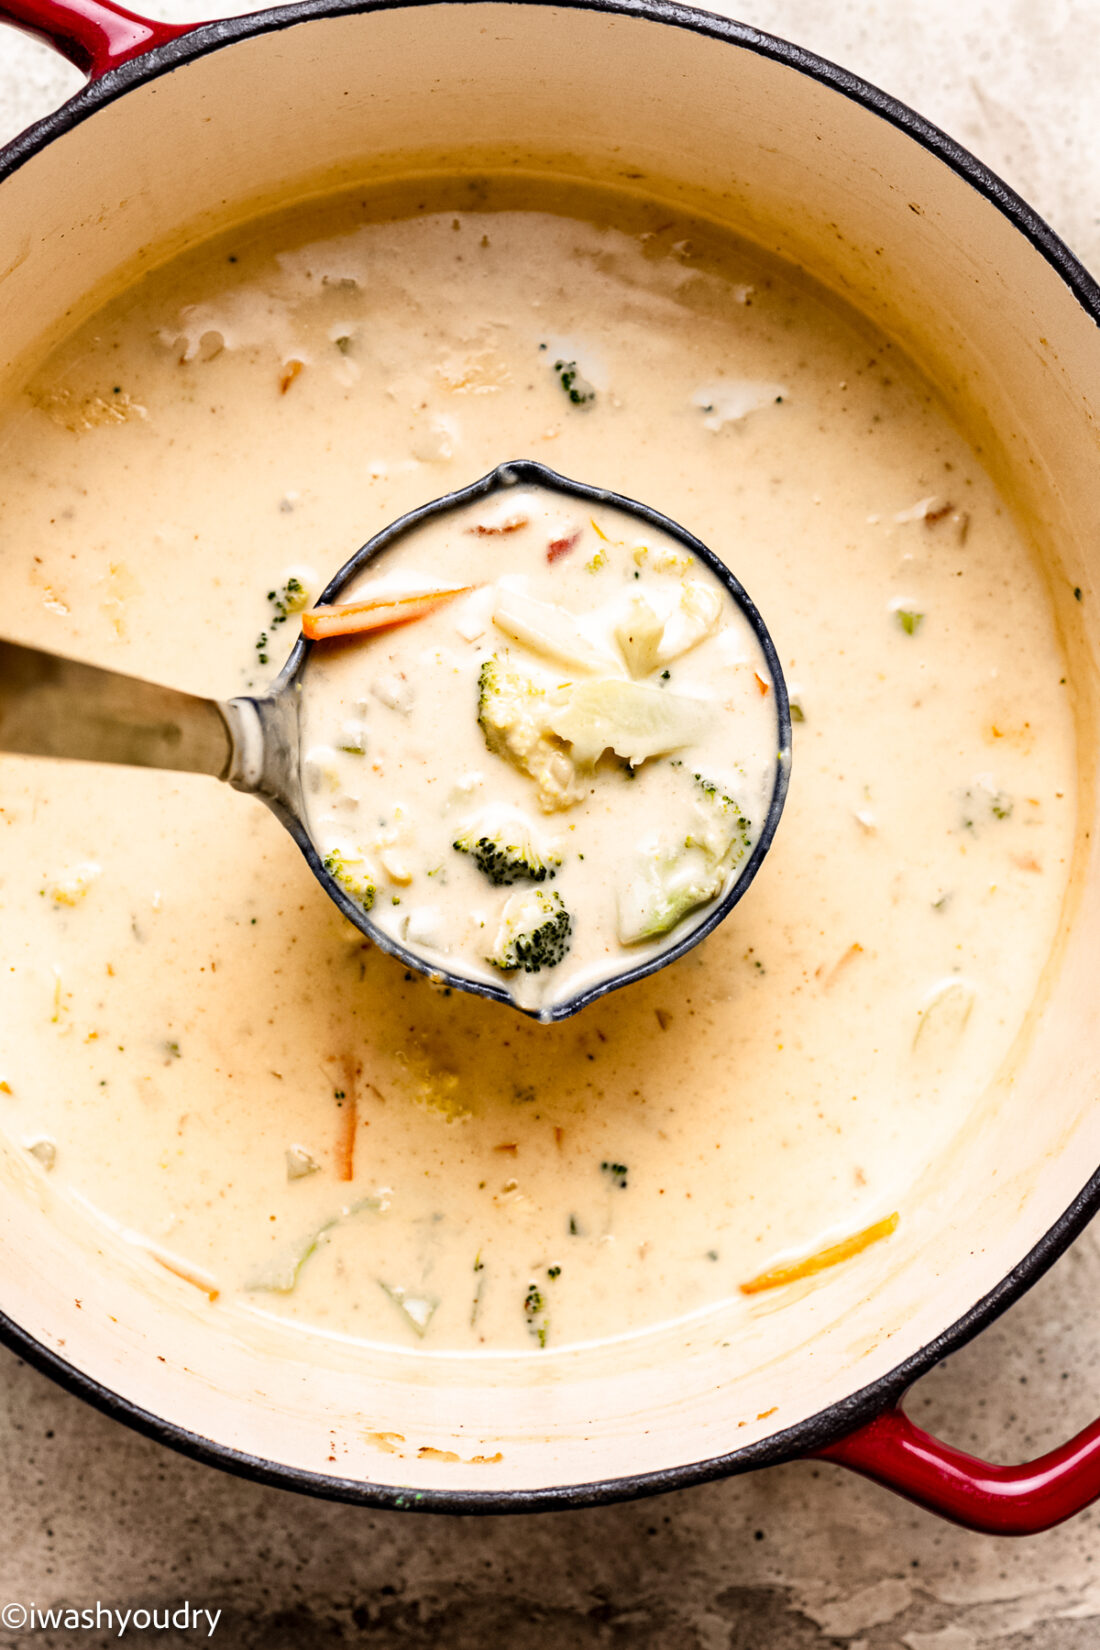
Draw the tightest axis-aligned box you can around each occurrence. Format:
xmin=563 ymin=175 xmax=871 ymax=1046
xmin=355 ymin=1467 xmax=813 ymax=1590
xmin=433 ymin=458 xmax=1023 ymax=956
xmin=0 ymin=2 xmax=1097 ymax=1497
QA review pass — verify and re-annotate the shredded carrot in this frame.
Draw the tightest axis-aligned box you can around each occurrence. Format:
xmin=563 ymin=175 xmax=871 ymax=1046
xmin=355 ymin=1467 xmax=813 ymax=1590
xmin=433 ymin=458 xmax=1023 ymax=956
xmin=547 ymin=528 xmax=582 ymax=563
xmin=279 ymin=358 xmax=304 ymax=394
xmin=152 ymin=1254 xmax=220 ymax=1302
xmin=334 ymin=1054 xmax=359 ymax=1182
xmin=821 ymin=941 xmax=864 ymax=990
xmin=302 ymin=586 xmax=476 ymax=641
xmin=754 ymin=672 xmax=770 ymax=696
xmin=739 ymin=1212 xmax=899 ymax=1296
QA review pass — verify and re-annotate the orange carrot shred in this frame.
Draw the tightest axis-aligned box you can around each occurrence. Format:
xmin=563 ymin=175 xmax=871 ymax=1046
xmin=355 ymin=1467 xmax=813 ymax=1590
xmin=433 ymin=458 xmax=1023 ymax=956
xmin=279 ymin=359 xmax=304 ymax=394
xmin=754 ymin=672 xmax=770 ymax=696
xmin=739 ymin=1212 xmax=899 ymax=1296
xmin=302 ymin=586 xmax=476 ymax=642
xmin=822 ymin=941 xmax=864 ymax=990
xmin=152 ymin=1254 xmax=220 ymax=1302
xmin=333 ymin=1054 xmax=359 ymax=1183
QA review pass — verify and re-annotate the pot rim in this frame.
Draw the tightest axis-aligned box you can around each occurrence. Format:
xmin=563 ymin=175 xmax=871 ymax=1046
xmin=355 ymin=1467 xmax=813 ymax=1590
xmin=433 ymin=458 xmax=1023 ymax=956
xmin=2 ymin=0 xmax=1099 ymax=1514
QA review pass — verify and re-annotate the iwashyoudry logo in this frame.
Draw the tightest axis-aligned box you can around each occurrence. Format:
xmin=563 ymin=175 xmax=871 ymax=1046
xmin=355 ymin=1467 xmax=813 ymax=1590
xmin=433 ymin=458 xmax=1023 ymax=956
xmin=1 ymin=1601 xmax=221 ymax=1636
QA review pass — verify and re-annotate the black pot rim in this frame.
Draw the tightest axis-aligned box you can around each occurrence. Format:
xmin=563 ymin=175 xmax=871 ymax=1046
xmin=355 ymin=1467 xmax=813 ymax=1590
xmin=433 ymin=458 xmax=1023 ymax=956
xmin=2 ymin=0 xmax=1098 ymax=1515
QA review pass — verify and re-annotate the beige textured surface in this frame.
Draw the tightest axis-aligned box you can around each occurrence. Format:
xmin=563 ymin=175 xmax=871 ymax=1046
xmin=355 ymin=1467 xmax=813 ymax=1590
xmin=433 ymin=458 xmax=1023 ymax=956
xmin=1 ymin=1 xmax=1099 ymax=1643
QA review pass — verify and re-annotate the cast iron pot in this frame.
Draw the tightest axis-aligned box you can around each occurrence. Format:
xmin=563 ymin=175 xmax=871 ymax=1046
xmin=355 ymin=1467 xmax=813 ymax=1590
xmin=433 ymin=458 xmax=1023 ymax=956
xmin=1 ymin=0 xmax=1099 ymax=1535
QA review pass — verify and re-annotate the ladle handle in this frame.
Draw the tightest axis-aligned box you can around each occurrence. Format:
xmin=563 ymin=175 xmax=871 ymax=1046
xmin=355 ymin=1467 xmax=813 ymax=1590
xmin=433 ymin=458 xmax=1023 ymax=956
xmin=0 ymin=637 xmax=233 ymax=778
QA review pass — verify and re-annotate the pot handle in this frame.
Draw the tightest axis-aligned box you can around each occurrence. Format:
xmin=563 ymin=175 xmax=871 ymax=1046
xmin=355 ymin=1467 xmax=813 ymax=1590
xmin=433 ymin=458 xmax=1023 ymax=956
xmin=812 ymin=1402 xmax=1100 ymax=1535
xmin=0 ymin=0 xmax=189 ymax=78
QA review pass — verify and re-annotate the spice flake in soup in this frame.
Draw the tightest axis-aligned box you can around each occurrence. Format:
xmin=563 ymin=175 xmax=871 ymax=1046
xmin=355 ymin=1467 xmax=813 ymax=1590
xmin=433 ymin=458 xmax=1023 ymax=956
xmin=0 ymin=176 xmax=1076 ymax=1354
xmin=299 ymin=480 xmax=782 ymax=1014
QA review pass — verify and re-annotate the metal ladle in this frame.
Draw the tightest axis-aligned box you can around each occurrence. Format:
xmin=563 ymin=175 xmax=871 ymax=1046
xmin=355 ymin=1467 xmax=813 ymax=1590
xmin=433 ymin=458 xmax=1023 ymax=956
xmin=0 ymin=461 xmax=791 ymax=1020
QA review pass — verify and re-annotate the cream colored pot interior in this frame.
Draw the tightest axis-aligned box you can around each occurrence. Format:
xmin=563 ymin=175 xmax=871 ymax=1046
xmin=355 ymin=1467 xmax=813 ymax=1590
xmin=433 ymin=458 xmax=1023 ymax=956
xmin=0 ymin=3 xmax=1097 ymax=1494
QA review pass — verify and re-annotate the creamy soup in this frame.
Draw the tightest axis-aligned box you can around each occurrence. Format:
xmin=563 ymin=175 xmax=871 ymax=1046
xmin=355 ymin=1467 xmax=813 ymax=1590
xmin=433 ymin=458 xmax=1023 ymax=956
xmin=0 ymin=177 xmax=1076 ymax=1353
xmin=299 ymin=478 xmax=783 ymax=1014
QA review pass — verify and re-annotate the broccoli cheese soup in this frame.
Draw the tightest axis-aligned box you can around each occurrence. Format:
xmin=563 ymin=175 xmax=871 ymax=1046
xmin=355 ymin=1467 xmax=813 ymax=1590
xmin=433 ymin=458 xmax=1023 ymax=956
xmin=298 ymin=478 xmax=784 ymax=1014
xmin=0 ymin=176 xmax=1076 ymax=1353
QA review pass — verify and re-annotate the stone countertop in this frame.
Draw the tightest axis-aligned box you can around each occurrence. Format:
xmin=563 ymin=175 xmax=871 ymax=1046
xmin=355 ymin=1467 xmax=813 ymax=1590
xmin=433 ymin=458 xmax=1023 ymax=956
xmin=1 ymin=4 xmax=1099 ymax=1646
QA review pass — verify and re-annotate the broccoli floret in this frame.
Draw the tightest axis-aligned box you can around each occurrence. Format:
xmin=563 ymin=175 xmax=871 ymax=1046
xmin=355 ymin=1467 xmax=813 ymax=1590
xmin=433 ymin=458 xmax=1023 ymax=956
xmin=269 ymin=575 xmax=308 ymax=624
xmin=322 ymin=849 xmax=376 ymax=911
xmin=524 ymin=1280 xmax=549 ymax=1347
xmin=616 ymin=773 xmax=753 ymax=944
xmin=453 ymin=817 xmax=561 ymax=886
xmin=690 ymin=773 xmax=752 ymax=861
xmin=477 ymin=655 xmax=541 ymax=749
xmin=488 ymin=889 xmax=572 ymax=974
xmin=476 ymin=656 xmax=582 ymax=812
xmin=617 ymin=844 xmax=723 ymax=944
xmin=256 ymin=575 xmax=310 ymax=664
xmin=553 ymin=358 xmax=596 ymax=406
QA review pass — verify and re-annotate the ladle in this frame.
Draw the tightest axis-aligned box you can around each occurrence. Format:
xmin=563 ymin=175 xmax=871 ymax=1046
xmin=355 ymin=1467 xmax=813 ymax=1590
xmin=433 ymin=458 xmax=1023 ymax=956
xmin=0 ymin=460 xmax=791 ymax=1019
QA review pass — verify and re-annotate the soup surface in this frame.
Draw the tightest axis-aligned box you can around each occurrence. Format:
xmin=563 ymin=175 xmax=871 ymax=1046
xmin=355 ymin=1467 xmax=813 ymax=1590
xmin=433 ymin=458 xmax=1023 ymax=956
xmin=299 ymin=478 xmax=782 ymax=1014
xmin=0 ymin=177 xmax=1076 ymax=1352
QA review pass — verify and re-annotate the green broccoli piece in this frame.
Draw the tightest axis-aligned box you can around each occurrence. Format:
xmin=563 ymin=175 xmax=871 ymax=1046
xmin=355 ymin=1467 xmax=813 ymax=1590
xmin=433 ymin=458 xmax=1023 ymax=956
xmin=322 ymin=849 xmax=376 ymax=911
xmin=690 ymin=773 xmax=752 ymax=861
xmin=524 ymin=1280 xmax=549 ymax=1347
xmin=256 ymin=575 xmax=310 ymax=664
xmin=616 ymin=844 xmax=722 ymax=944
xmin=477 ymin=655 xmax=542 ymax=749
xmin=453 ymin=819 xmax=561 ymax=886
xmin=488 ymin=889 xmax=572 ymax=974
xmin=553 ymin=358 xmax=596 ymax=406
xmin=616 ymin=773 xmax=753 ymax=944
xmin=476 ymin=656 xmax=581 ymax=811
xmin=268 ymin=575 xmax=308 ymax=625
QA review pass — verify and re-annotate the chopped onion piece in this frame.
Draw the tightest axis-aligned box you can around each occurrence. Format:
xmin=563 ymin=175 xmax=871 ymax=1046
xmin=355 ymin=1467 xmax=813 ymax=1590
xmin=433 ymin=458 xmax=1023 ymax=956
xmin=493 ymin=589 xmax=623 ymax=675
xmin=614 ymin=594 xmax=665 ymax=677
xmin=657 ymin=582 xmax=723 ymax=664
xmin=546 ymin=678 xmax=711 ymax=766
xmin=913 ymin=979 xmax=976 ymax=1058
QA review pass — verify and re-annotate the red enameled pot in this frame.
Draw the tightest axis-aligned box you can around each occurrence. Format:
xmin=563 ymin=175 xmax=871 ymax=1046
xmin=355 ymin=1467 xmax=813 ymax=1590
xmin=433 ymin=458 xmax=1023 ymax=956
xmin=1 ymin=0 xmax=1099 ymax=1533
